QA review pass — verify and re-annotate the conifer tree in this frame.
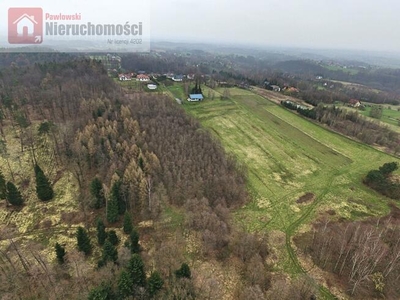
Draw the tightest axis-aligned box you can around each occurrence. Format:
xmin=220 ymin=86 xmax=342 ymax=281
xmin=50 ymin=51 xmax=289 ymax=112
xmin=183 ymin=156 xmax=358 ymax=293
xmin=106 ymin=197 xmax=119 ymax=223
xmin=96 ymin=219 xmax=107 ymax=246
xmin=108 ymin=230 xmax=119 ymax=246
xmin=34 ymin=164 xmax=54 ymax=201
xmin=55 ymin=242 xmax=66 ymax=264
xmin=76 ymin=226 xmax=92 ymax=255
xmin=87 ymin=282 xmax=115 ymax=300
xmin=148 ymin=271 xmax=164 ymax=297
xmin=110 ymin=180 xmax=126 ymax=215
xmin=123 ymin=212 xmax=133 ymax=234
xmin=90 ymin=177 xmax=105 ymax=209
xmin=175 ymin=263 xmax=191 ymax=279
xmin=0 ymin=172 xmax=6 ymax=200
xmin=101 ymin=240 xmax=118 ymax=264
xmin=118 ymin=270 xmax=133 ymax=298
xmin=127 ymin=254 xmax=146 ymax=287
xmin=130 ymin=229 xmax=140 ymax=254
xmin=6 ymin=182 xmax=24 ymax=206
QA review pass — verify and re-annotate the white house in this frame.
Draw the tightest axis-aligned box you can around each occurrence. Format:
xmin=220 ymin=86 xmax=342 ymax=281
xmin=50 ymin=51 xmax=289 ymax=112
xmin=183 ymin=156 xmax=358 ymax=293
xmin=147 ymin=84 xmax=157 ymax=90
xmin=172 ymin=75 xmax=184 ymax=82
xmin=187 ymin=94 xmax=204 ymax=102
xmin=14 ymin=14 xmax=38 ymax=36
xmin=137 ymin=74 xmax=150 ymax=82
xmin=270 ymin=85 xmax=281 ymax=92
xmin=119 ymin=74 xmax=132 ymax=81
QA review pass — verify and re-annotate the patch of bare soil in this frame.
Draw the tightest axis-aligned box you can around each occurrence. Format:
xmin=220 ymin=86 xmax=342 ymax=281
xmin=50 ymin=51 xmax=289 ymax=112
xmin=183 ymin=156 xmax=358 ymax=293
xmin=296 ymin=192 xmax=315 ymax=204
xmin=252 ymin=87 xmax=313 ymax=108
xmin=0 ymin=224 xmax=19 ymax=240
xmin=60 ymin=211 xmax=86 ymax=225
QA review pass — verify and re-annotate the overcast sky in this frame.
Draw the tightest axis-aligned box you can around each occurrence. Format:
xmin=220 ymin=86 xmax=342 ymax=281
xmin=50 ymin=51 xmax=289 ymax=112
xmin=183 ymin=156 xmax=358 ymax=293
xmin=151 ymin=0 xmax=400 ymax=52
xmin=1 ymin=0 xmax=399 ymax=53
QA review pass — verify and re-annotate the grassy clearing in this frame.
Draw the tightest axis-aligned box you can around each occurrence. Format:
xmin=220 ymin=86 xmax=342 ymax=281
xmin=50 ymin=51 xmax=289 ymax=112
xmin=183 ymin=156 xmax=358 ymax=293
xmin=113 ymin=78 xmax=144 ymax=92
xmin=359 ymin=105 xmax=400 ymax=127
xmin=115 ymin=78 xmax=166 ymax=94
xmin=178 ymin=84 xmax=400 ymax=296
xmin=322 ymin=64 xmax=359 ymax=75
xmin=165 ymin=82 xmax=187 ymax=100
xmin=0 ymin=124 xmax=83 ymax=267
xmin=338 ymin=104 xmax=400 ymax=132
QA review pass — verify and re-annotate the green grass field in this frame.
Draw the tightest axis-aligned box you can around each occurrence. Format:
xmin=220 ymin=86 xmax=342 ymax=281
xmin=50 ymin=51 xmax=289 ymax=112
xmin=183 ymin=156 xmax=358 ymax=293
xmin=114 ymin=78 xmax=165 ymax=94
xmin=339 ymin=104 xmax=400 ymax=132
xmin=178 ymin=85 xmax=400 ymax=298
xmin=360 ymin=105 xmax=400 ymax=127
xmin=322 ymin=64 xmax=359 ymax=75
xmin=165 ymin=82 xmax=188 ymax=100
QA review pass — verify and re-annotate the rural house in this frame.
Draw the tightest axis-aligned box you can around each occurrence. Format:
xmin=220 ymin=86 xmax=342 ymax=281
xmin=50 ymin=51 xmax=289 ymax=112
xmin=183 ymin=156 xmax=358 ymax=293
xmin=188 ymin=94 xmax=204 ymax=102
xmin=172 ymin=74 xmax=184 ymax=82
xmin=348 ymin=99 xmax=361 ymax=108
xmin=137 ymin=74 xmax=150 ymax=82
xmin=118 ymin=73 xmax=134 ymax=81
xmin=270 ymin=85 xmax=281 ymax=92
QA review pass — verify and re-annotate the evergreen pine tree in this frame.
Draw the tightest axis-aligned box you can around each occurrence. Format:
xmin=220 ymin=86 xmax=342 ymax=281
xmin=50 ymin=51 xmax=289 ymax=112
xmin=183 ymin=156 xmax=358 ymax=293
xmin=130 ymin=229 xmax=140 ymax=254
xmin=87 ymin=282 xmax=115 ymax=300
xmin=118 ymin=270 xmax=133 ymax=298
xmin=138 ymin=156 xmax=145 ymax=171
xmin=76 ymin=226 xmax=92 ymax=255
xmin=123 ymin=212 xmax=133 ymax=234
xmin=34 ymin=164 xmax=54 ymax=201
xmin=90 ymin=177 xmax=105 ymax=209
xmin=0 ymin=172 xmax=6 ymax=200
xmin=107 ymin=230 xmax=119 ymax=246
xmin=96 ymin=219 xmax=107 ymax=246
xmin=127 ymin=254 xmax=146 ymax=287
xmin=6 ymin=182 xmax=24 ymax=206
xmin=106 ymin=197 xmax=119 ymax=223
xmin=38 ymin=121 xmax=52 ymax=135
xmin=175 ymin=263 xmax=191 ymax=279
xmin=55 ymin=242 xmax=66 ymax=264
xmin=101 ymin=240 xmax=118 ymax=264
xmin=110 ymin=180 xmax=126 ymax=215
xmin=148 ymin=271 xmax=164 ymax=297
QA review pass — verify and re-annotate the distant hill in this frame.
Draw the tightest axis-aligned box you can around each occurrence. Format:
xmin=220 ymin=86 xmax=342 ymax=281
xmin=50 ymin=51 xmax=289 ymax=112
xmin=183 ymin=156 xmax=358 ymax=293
xmin=0 ymin=52 xmax=78 ymax=68
xmin=273 ymin=60 xmax=326 ymax=75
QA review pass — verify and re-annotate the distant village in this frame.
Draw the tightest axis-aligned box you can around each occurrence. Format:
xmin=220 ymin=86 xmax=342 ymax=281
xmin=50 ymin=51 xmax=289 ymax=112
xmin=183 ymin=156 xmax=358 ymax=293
xmin=102 ymin=54 xmax=365 ymax=108
xmin=115 ymin=70 xmax=205 ymax=101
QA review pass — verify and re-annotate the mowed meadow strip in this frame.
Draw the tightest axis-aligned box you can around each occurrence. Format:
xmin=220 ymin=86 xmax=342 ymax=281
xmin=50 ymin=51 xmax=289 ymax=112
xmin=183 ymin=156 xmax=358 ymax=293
xmin=182 ymin=86 xmax=400 ymax=276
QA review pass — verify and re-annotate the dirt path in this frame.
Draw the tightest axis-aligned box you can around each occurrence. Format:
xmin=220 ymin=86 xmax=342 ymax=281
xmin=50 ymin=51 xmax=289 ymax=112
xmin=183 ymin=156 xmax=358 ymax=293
xmin=251 ymin=86 xmax=313 ymax=108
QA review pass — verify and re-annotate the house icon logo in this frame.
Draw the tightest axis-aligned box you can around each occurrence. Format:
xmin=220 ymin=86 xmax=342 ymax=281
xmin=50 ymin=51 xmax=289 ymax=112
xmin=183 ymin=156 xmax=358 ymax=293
xmin=8 ymin=8 xmax=43 ymax=44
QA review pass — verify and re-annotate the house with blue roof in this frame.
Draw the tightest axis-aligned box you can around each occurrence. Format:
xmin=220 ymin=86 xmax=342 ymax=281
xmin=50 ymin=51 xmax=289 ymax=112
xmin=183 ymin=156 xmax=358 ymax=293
xmin=172 ymin=74 xmax=184 ymax=82
xmin=188 ymin=94 xmax=204 ymax=102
